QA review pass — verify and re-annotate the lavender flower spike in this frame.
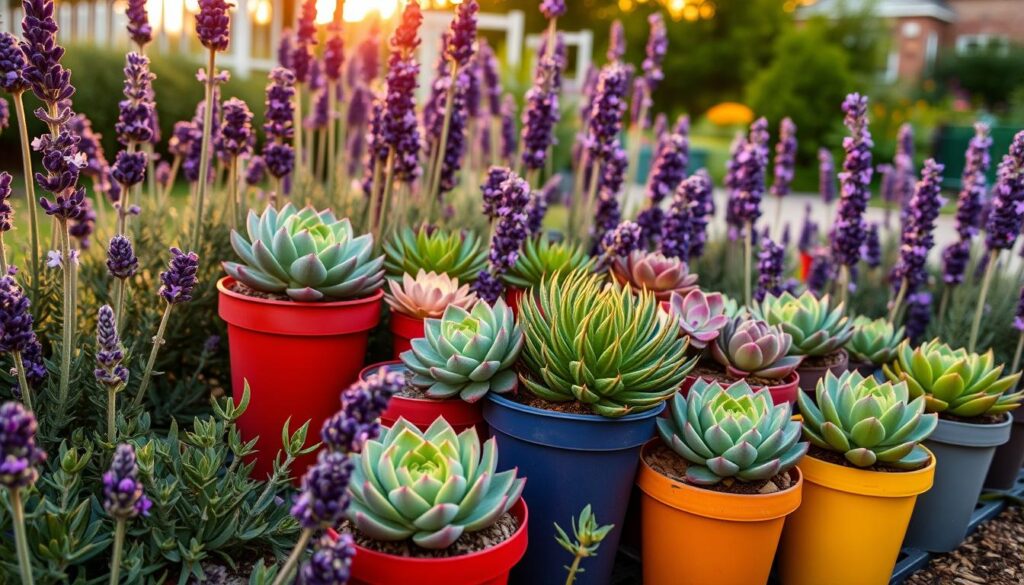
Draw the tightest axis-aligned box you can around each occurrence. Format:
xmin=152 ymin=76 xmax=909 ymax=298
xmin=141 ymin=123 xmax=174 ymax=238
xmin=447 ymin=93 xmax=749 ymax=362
xmin=642 ymin=13 xmax=668 ymax=93
xmin=889 ymin=159 xmax=945 ymax=319
xmin=661 ymin=176 xmax=695 ymax=262
xmin=321 ymin=366 xmax=403 ymax=454
xmin=301 ymin=534 xmax=355 ymax=585
xmin=382 ymin=0 xmax=424 ymax=184
xmin=263 ymin=68 xmax=296 ymax=182
xmin=0 ymin=401 xmax=45 ymax=489
xmin=540 ymin=0 xmax=566 ymax=19
xmin=0 ymin=32 xmax=29 ymax=95
xmin=585 ymin=62 xmax=629 ymax=173
xmin=638 ymin=131 xmax=689 ymax=246
xmin=831 ymin=93 xmax=873 ymax=304
xmin=218 ymin=98 xmax=254 ymax=159
xmin=954 ymin=123 xmax=992 ymax=240
xmin=519 ymin=36 xmax=564 ymax=172
xmin=607 ymin=20 xmax=626 ymax=63
xmin=445 ymin=0 xmax=479 ymax=68
xmin=107 ymin=235 xmax=139 ymax=280
xmin=473 ymin=170 xmax=531 ymax=303
xmin=196 ymin=0 xmax=231 ymax=52
xmin=95 ymin=305 xmax=128 ymax=392
xmin=599 ymin=221 xmax=643 ymax=269
xmin=125 ymin=0 xmax=153 ymax=48
xmin=819 ymin=148 xmax=836 ymax=205
xmin=755 ymin=236 xmax=785 ymax=302
xmin=771 ymin=118 xmax=797 ymax=199
xmin=103 ymin=444 xmax=151 ymax=520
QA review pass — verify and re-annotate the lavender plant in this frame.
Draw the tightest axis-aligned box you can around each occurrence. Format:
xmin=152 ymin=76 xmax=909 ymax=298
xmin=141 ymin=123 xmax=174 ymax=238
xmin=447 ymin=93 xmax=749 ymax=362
xmin=0 ymin=401 xmax=45 ymax=585
xmin=831 ymin=94 xmax=873 ymax=307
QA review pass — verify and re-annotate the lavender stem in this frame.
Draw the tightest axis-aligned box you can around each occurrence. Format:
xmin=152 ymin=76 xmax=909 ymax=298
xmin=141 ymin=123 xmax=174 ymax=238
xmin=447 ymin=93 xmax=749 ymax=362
xmin=58 ymin=220 xmax=73 ymax=404
xmin=969 ymin=252 xmax=998 ymax=352
xmin=426 ymin=66 xmax=460 ymax=218
xmin=13 ymin=352 xmax=31 ymax=411
xmin=272 ymin=528 xmax=313 ymax=585
xmin=1012 ymin=332 xmax=1023 ymax=374
xmin=12 ymin=95 xmax=40 ymax=302
xmin=108 ymin=518 xmax=125 ymax=585
xmin=743 ymin=221 xmax=752 ymax=306
xmin=889 ymin=277 xmax=908 ymax=323
xmin=11 ymin=488 xmax=33 ymax=585
xmin=133 ymin=302 xmax=173 ymax=407
xmin=190 ymin=49 xmax=217 ymax=251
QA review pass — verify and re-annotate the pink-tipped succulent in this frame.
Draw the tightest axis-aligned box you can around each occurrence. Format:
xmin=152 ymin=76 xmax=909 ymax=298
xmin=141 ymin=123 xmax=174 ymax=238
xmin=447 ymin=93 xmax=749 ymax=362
xmin=385 ymin=269 xmax=477 ymax=319
xmin=610 ymin=250 xmax=698 ymax=301
xmin=711 ymin=317 xmax=805 ymax=380
xmin=668 ymin=289 xmax=730 ymax=350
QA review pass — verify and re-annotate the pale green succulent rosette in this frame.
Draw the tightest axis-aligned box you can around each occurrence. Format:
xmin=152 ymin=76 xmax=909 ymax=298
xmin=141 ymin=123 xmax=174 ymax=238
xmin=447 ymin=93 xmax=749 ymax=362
xmin=798 ymin=371 xmax=937 ymax=469
xmin=519 ymin=270 xmax=695 ymax=418
xmin=753 ymin=291 xmax=853 ymax=357
xmin=223 ymin=203 xmax=384 ymax=302
xmin=401 ymin=298 xmax=524 ymax=403
xmin=656 ymin=379 xmax=808 ymax=485
xmin=348 ymin=418 xmax=526 ymax=549
xmin=883 ymin=339 xmax=1023 ymax=418
xmin=383 ymin=226 xmax=487 ymax=283
xmin=501 ymin=236 xmax=595 ymax=290
xmin=846 ymin=316 xmax=904 ymax=366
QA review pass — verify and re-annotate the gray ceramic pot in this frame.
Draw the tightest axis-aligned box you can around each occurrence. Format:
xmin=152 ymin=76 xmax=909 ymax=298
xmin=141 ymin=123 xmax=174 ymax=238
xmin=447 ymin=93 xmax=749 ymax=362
xmin=796 ymin=348 xmax=849 ymax=395
xmin=904 ymin=415 xmax=1012 ymax=552
xmin=984 ymin=408 xmax=1024 ymax=491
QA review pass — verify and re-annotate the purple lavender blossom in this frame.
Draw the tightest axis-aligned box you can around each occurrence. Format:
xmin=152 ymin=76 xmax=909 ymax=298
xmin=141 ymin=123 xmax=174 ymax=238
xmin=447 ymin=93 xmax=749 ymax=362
xmin=482 ymin=166 xmax=511 ymax=219
xmin=69 ymin=197 xmax=95 ymax=249
xmin=770 ymin=118 xmax=797 ymax=199
xmin=12 ymin=338 xmax=45 ymax=396
xmin=526 ymin=176 xmax=553 ymax=234
xmin=245 ymin=155 xmax=267 ymax=186
xmin=540 ymin=0 xmax=566 ymax=19
xmin=1014 ymin=286 xmax=1024 ymax=332
xmin=107 ymin=235 xmax=139 ymax=280
xmin=445 ymin=0 xmax=479 ymax=68
xmin=589 ymin=146 xmax=627 ymax=253
xmin=955 ymin=123 xmax=992 ymax=240
xmin=217 ymin=97 xmax=254 ymax=159
xmin=682 ymin=170 xmax=714 ymax=259
xmin=660 ymin=177 xmax=694 ymax=261
xmin=0 ymin=276 xmax=36 ymax=355
xmin=819 ymin=148 xmax=836 ymax=205
xmin=125 ymin=0 xmax=152 ymax=48
xmin=891 ymin=159 xmax=945 ymax=293
xmin=0 ymin=173 xmax=13 ymax=232
xmin=111 ymin=150 xmax=147 ymax=188
xmin=894 ymin=124 xmax=916 ymax=226
xmin=831 ymin=93 xmax=874 ymax=269
xmin=474 ymin=170 xmax=531 ymax=303
xmin=985 ymin=131 xmax=1024 ymax=252
xmin=601 ymin=220 xmax=642 ymax=261
xmin=586 ymin=62 xmax=629 ymax=166
xmin=861 ymin=222 xmax=882 ymax=269
xmin=607 ymin=20 xmax=625 ymax=63
xmin=70 ymin=114 xmax=109 ymax=184
xmin=115 ymin=53 xmax=156 ymax=146
xmin=905 ymin=292 xmax=932 ymax=343
xmin=301 ymin=534 xmax=355 ymax=585
xmin=637 ymin=131 xmax=689 ymax=245
xmin=20 ymin=0 xmax=75 ymax=108
xmin=0 ymin=33 xmax=29 ymax=94
xmin=324 ymin=24 xmax=344 ymax=82
xmin=382 ymin=0 xmax=423 ymax=184
xmin=0 ymin=401 xmax=45 ymax=489
xmin=103 ymin=444 xmax=152 ymax=519
xmin=478 ymin=39 xmax=502 ymax=117
xmin=355 ymin=32 xmax=380 ymax=85
xmin=642 ymin=13 xmax=668 ymax=93
xmin=95 ymin=305 xmax=128 ymax=389
xmin=500 ymin=94 xmax=517 ymax=163
xmin=263 ymin=68 xmax=296 ymax=180
xmin=196 ymin=0 xmax=231 ymax=52
xmin=437 ymin=72 xmax=470 ymax=195
xmin=291 ymin=450 xmax=354 ymax=530
xmin=727 ymin=117 xmax=770 ymax=228
xmin=292 ymin=0 xmax=318 ymax=84
xmin=631 ymin=77 xmax=651 ymax=129
xmin=519 ymin=37 xmax=565 ymax=171
xmin=321 ymin=367 xmax=403 ymax=453
xmin=755 ymin=236 xmax=784 ymax=302
xmin=806 ymin=250 xmax=835 ymax=297
xmin=941 ymin=240 xmax=970 ymax=286
xmin=798 ymin=204 xmax=818 ymax=254
xmin=0 ymin=97 xmax=7 ymax=131
xmin=169 ymin=121 xmax=198 ymax=159
xmin=158 ymin=248 xmax=199 ymax=305
xmin=36 ymin=130 xmax=87 ymax=220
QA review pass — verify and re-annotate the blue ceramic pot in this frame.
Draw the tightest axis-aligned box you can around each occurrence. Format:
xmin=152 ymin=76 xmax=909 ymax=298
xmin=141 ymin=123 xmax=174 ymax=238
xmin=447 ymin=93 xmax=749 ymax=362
xmin=482 ymin=394 xmax=665 ymax=585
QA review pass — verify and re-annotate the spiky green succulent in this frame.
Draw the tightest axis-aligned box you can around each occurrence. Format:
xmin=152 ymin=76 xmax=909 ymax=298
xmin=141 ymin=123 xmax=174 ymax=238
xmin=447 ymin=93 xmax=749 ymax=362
xmin=657 ymin=379 xmax=808 ymax=485
xmin=223 ymin=203 xmax=384 ymax=302
xmin=519 ymin=270 xmax=695 ymax=418
xmin=847 ymin=316 xmax=904 ymax=366
xmin=401 ymin=299 xmax=523 ymax=403
xmin=883 ymin=339 xmax=1023 ymax=418
xmin=501 ymin=236 xmax=595 ymax=289
xmin=753 ymin=291 xmax=853 ymax=357
xmin=347 ymin=418 xmax=525 ymax=549
xmin=799 ymin=371 xmax=937 ymax=469
xmin=384 ymin=226 xmax=487 ymax=283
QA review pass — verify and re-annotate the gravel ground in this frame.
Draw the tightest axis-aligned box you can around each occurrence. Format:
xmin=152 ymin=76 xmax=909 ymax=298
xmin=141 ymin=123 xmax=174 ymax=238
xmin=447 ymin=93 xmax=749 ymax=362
xmin=905 ymin=506 xmax=1024 ymax=585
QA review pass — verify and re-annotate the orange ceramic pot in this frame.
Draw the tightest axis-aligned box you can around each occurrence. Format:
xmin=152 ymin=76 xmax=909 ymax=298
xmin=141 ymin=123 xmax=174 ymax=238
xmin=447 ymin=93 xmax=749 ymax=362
xmin=636 ymin=440 xmax=803 ymax=585
xmin=777 ymin=448 xmax=936 ymax=585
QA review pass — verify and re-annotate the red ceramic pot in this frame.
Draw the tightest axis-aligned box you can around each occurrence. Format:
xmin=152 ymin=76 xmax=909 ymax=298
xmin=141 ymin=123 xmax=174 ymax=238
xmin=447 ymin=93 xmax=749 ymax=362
xmin=682 ymin=372 xmax=800 ymax=405
xmin=359 ymin=362 xmax=488 ymax=435
xmin=218 ymin=277 xmax=382 ymax=478
xmin=340 ymin=499 xmax=529 ymax=585
xmin=505 ymin=287 xmax=525 ymax=318
xmin=389 ymin=310 xmax=425 ymax=358
xmin=799 ymin=252 xmax=813 ymax=281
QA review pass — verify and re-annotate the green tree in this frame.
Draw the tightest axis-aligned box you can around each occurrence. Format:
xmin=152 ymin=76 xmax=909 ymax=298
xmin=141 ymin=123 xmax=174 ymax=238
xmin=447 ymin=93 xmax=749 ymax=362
xmin=935 ymin=44 xmax=1024 ymax=110
xmin=746 ymin=21 xmax=855 ymax=160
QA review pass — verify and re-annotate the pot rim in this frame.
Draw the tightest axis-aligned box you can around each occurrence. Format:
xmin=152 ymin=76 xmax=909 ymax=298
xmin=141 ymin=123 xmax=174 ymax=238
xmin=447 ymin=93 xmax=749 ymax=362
xmin=486 ymin=391 xmax=664 ymax=424
xmin=217 ymin=276 xmax=384 ymax=309
xmin=636 ymin=439 xmax=803 ymax=522
xmin=797 ymin=445 xmax=936 ymax=498
xmin=341 ymin=498 xmax=528 ymax=566
xmin=687 ymin=371 xmax=799 ymax=391
xmin=930 ymin=413 xmax=1013 ymax=448
xmin=360 ymin=361 xmax=498 ymax=409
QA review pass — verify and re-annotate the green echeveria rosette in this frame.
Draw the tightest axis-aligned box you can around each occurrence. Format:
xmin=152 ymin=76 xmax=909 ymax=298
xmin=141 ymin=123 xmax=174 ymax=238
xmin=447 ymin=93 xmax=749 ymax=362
xmin=518 ymin=269 xmax=695 ymax=418
xmin=401 ymin=298 xmax=523 ymax=403
xmin=501 ymin=236 xmax=595 ymax=290
xmin=383 ymin=226 xmax=487 ymax=283
xmin=798 ymin=371 xmax=937 ymax=469
xmin=882 ymin=339 xmax=1023 ymax=418
xmin=223 ymin=203 xmax=385 ymax=302
xmin=656 ymin=379 xmax=808 ymax=486
xmin=710 ymin=317 xmax=804 ymax=380
xmin=753 ymin=291 xmax=853 ymax=357
xmin=846 ymin=316 xmax=904 ymax=366
xmin=347 ymin=417 xmax=525 ymax=550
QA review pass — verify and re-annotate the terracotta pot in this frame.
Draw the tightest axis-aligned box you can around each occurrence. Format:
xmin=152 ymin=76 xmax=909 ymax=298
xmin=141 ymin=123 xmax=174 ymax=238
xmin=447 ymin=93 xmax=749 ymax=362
xmin=346 ymin=499 xmax=529 ymax=585
xmin=905 ymin=415 xmax=1012 ymax=552
xmin=389 ymin=310 xmax=424 ymax=358
xmin=682 ymin=371 xmax=800 ymax=405
xmin=796 ymin=348 xmax=849 ymax=395
xmin=218 ymin=277 xmax=381 ymax=478
xmin=359 ymin=361 xmax=488 ymax=435
xmin=985 ymin=408 xmax=1024 ymax=490
xmin=636 ymin=440 xmax=802 ymax=585
xmin=778 ymin=448 xmax=936 ymax=585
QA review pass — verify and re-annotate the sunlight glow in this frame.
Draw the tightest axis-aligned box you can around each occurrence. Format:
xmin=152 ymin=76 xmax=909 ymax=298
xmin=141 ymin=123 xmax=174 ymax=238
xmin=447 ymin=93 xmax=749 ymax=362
xmin=343 ymin=0 xmax=400 ymax=22
xmin=163 ymin=0 xmax=185 ymax=34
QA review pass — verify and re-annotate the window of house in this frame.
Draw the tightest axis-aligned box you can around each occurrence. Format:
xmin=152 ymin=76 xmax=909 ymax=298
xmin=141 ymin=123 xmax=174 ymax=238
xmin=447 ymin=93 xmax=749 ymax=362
xmin=956 ymin=34 xmax=1010 ymax=55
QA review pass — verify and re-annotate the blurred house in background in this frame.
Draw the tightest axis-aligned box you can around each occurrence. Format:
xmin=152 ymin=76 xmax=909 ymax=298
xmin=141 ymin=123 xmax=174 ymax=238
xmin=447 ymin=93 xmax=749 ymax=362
xmin=798 ymin=0 xmax=1024 ymax=82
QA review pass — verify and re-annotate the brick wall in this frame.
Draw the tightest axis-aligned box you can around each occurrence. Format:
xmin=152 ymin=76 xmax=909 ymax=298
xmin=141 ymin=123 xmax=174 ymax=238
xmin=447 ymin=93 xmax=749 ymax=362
xmin=948 ymin=0 xmax=1024 ymax=46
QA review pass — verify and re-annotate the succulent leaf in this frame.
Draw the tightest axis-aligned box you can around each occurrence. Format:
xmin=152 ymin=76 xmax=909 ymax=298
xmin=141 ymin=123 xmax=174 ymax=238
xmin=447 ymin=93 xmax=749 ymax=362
xmin=711 ymin=317 xmax=804 ymax=380
xmin=384 ymin=226 xmax=487 ymax=283
xmin=753 ymin=291 xmax=853 ymax=357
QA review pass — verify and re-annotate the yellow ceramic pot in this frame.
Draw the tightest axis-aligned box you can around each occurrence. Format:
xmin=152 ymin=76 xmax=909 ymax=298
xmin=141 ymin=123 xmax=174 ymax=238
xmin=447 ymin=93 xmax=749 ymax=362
xmin=777 ymin=448 xmax=936 ymax=585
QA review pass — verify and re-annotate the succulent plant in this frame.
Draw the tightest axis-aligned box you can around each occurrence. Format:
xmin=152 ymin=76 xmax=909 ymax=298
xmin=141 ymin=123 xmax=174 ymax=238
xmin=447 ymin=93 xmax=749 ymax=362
xmin=711 ymin=317 xmax=804 ymax=380
xmin=667 ymin=289 xmax=730 ymax=350
xmin=722 ymin=293 xmax=746 ymax=319
xmin=401 ymin=299 xmax=523 ymax=403
xmin=347 ymin=417 xmax=525 ymax=549
xmin=799 ymin=371 xmax=937 ymax=469
xmin=223 ymin=203 xmax=384 ymax=302
xmin=847 ymin=316 xmax=904 ymax=366
xmin=883 ymin=339 xmax=1023 ymax=418
xmin=384 ymin=226 xmax=487 ymax=284
xmin=501 ymin=236 xmax=595 ymax=289
xmin=753 ymin=291 xmax=853 ymax=357
xmin=385 ymin=270 xmax=477 ymax=319
xmin=609 ymin=250 xmax=698 ymax=301
xmin=656 ymin=379 xmax=808 ymax=485
xmin=519 ymin=270 xmax=695 ymax=417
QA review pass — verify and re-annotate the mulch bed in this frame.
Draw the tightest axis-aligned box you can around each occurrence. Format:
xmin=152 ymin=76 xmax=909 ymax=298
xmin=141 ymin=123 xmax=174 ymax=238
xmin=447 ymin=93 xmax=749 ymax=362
xmin=642 ymin=442 xmax=795 ymax=495
xmin=806 ymin=445 xmax=930 ymax=474
xmin=905 ymin=506 xmax=1024 ymax=585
